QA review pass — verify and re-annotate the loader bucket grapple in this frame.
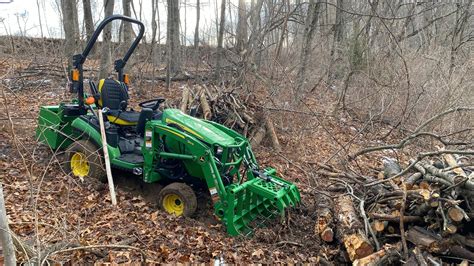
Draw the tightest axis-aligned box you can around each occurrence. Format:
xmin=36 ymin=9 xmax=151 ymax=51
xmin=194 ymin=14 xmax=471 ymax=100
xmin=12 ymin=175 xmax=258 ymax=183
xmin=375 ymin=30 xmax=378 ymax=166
xmin=225 ymin=169 xmax=301 ymax=236
xmin=35 ymin=14 xmax=301 ymax=237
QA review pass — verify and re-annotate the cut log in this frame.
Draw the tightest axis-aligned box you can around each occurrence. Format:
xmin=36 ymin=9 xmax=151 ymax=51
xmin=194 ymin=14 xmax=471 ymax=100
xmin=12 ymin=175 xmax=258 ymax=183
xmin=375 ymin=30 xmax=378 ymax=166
xmin=198 ymin=86 xmax=212 ymax=120
xmin=180 ymin=86 xmax=190 ymax=113
xmin=424 ymin=174 xmax=452 ymax=187
xmin=368 ymin=213 xmax=422 ymax=223
xmin=335 ymin=195 xmax=374 ymax=261
xmin=406 ymin=172 xmax=422 ymax=186
xmin=264 ymin=115 xmax=281 ymax=152
xmin=444 ymin=154 xmax=467 ymax=177
xmin=447 ymin=206 xmax=464 ymax=222
xmin=353 ymin=242 xmax=401 ymax=266
xmin=250 ymin=126 xmax=266 ymax=147
xmin=315 ymin=207 xmax=334 ymax=243
xmin=411 ymin=160 xmax=426 ymax=175
xmin=413 ymin=247 xmax=428 ymax=266
xmin=371 ymin=220 xmax=387 ymax=232
xmin=405 ymin=226 xmax=473 ymax=259
xmin=406 ymin=226 xmax=440 ymax=248
xmin=420 ymin=161 xmax=454 ymax=184
xmin=444 ymin=153 xmax=474 ymax=190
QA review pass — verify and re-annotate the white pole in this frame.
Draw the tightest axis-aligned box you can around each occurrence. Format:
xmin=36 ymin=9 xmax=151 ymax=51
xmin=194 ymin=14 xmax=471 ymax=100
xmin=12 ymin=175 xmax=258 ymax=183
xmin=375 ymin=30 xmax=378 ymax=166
xmin=98 ymin=109 xmax=117 ymax=205
xmin=0 ymin=183 xmax=16 ymax=265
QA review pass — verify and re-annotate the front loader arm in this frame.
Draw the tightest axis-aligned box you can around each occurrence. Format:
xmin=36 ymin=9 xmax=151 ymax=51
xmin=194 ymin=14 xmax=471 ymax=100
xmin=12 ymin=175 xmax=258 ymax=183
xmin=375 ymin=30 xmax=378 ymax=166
xmin=144 ymin=121 xmax=301 ymax=236
xmin=142 ymin=123 xmax=228 ymax=205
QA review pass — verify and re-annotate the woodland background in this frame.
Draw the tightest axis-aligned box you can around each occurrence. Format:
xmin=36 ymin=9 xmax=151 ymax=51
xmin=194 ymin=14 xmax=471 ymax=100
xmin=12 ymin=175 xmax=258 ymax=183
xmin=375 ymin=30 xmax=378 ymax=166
xmin=0 ymin=0 xmax=473 ymax=264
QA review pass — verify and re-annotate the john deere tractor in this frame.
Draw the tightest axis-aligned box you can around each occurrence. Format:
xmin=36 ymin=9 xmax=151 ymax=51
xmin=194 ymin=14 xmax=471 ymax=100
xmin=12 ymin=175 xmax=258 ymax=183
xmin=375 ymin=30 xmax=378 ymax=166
xmin=36 ymin=15 xmax=300 ymax=236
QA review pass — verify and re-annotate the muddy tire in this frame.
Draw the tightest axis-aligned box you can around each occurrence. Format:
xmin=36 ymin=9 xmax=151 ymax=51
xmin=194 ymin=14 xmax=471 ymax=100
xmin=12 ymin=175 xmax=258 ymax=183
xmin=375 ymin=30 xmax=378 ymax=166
xmin=64 ymin=140 xmax=106 ymax=182
xmin=158 ymin=182 xmax=197 ymax=217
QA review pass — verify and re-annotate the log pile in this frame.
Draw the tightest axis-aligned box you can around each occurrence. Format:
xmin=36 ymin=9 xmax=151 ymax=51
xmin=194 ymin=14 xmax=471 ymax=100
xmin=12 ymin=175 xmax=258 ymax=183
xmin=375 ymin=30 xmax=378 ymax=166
xmin=175 ymin=85 xmax=281 ymax=150
xmin=316 ymin=153 xmax=474 ymax=265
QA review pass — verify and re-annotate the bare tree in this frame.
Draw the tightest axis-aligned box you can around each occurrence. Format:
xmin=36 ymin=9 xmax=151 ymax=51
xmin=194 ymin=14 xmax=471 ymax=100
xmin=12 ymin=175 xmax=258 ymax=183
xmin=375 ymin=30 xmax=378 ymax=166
xmin=151 ymin=0 xmax=160 ymax=61
xmin=83 ymin=0 xmax=95 ymax=43
xmin=122 ymin=0 xmax=133 ymax=63
xmin=194 ymin=0 xmax=200 ymax=49
xmin=249 ymin=0 xmax=264 ymax=68
xmin=61 ymin=0 xmax=80 ymax=71
xmin=99 ymin=0 xmax=115 ymax=79
xmin=333 ymin=0 xmax=345 ymax=43
xmin=166 ymin=0 xmax=181 ymax=77
xmin=36 ymin=0 xmax=44 ymax=38
xmin=215 ymin=0 xmax=226 ymax=80
xmin=236 ymin=0 xmax=247 ymax=53
xmin=295 ymin=0 xmax=321 ymax=98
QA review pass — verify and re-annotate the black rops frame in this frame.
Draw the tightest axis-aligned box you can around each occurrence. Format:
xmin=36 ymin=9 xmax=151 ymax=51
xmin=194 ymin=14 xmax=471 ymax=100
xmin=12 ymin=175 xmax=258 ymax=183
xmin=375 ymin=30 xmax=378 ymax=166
xmin=71 ymin=15 xmax=145 ymax=106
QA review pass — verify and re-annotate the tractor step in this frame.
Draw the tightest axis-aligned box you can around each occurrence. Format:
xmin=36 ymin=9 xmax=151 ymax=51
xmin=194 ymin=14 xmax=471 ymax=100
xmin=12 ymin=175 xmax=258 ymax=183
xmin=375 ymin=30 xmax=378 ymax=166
xmin=117 ymin=153 xmax=144 ymax=164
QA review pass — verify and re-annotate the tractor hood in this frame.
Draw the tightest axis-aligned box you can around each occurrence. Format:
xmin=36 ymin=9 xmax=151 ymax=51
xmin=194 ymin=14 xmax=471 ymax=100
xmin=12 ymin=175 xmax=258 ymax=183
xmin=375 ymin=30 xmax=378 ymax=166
xmin=161 ymin=109 xmax=235 ymax=146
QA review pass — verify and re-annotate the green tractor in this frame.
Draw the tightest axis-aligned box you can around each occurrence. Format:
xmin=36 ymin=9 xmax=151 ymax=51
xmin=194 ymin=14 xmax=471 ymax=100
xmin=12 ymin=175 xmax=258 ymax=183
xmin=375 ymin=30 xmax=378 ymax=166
xmin=36 ymin=15 xmax=300 ymax=236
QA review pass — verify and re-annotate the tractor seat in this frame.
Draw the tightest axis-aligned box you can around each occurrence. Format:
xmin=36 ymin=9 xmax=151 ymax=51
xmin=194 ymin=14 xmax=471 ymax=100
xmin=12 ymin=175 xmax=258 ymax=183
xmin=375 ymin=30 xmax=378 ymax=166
xmin=98 ymin=78 xmax=139 ymax=126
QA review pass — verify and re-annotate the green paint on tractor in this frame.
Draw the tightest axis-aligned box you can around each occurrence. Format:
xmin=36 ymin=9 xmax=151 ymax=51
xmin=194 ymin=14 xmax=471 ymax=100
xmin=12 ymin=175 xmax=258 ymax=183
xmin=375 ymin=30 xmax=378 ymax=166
xmin=35 ymin=15 xmax=301 ymax=236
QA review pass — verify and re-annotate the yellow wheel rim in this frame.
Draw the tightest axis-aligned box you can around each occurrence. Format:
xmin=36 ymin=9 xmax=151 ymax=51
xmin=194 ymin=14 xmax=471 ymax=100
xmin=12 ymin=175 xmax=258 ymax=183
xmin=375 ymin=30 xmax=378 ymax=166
xmin=70 ymin=152 xmax=90 ymax=177
xmin=163 ymin=194 xmax=184 ymax=216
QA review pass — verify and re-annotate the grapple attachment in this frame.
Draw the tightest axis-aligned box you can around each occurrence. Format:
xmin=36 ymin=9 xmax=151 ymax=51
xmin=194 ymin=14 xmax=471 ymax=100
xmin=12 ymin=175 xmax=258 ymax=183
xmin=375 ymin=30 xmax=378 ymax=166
xmin=223 ymin=168 xmax=301 ymax=236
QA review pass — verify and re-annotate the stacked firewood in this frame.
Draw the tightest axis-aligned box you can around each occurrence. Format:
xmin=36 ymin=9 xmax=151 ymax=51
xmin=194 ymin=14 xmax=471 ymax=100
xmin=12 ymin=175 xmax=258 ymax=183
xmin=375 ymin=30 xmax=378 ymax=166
xmin=176 ymin=85 xmax=281 ymax=150
xmin=316 ymin=153 xmax=474 ymax=265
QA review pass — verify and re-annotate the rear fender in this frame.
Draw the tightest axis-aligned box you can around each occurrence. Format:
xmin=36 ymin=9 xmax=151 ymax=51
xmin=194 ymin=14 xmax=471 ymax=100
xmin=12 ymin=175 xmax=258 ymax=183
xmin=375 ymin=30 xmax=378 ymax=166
xmin=70 ymin=117 xmax=121 ymax=160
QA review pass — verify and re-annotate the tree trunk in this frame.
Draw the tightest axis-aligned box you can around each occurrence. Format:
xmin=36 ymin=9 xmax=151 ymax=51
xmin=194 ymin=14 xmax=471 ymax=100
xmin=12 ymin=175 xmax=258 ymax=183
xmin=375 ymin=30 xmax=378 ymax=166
xmin=36 ymin=0 xmax=44 ymax=38
xmin=82 ymin=0 xmax=95 ymax=45
xmin=166 ymin=0 xmax=181 ymax=77
xmin=194 ymin=0 xmax=200 ymax=49
xmin=61 ymin=0 xmax=80 ymax=72
xmin=0 ymin=183 xmax=16 ymax=265
xmin=99 ymin=0 xmax=115 ymax=79
xmin=334 ymin=0 xmax=345 ymax=43
xmin=295 ymin=0 xmax=321 ymax=100
xmin=335 ymin=195 xmax=374 ymax=261
xmin=215 ymin=0 xmax=226 ymax=81
xmin=122 ymin=0 xmax=133 ymax=70
xmin=249 ymin=0 xmax=264 ymax=68
xmin=236 ymin=0 xmax=247 ymax=53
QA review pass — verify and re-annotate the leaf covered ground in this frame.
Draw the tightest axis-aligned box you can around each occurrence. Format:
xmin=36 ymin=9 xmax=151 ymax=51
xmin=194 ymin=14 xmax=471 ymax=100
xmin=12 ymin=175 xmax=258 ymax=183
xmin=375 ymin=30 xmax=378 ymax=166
xmin=0 ymin=57 xmax=398 ymax=264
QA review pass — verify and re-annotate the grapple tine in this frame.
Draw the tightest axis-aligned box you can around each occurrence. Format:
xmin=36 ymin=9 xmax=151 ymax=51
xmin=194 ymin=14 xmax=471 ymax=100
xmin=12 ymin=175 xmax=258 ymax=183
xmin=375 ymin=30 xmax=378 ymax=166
xmin=223 ymin=169 xmax=301 ymax=236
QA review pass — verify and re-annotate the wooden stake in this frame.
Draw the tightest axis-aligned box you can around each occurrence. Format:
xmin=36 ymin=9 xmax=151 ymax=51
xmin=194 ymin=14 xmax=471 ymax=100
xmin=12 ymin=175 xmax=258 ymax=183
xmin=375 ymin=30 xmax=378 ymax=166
xmin=98 ymin=109 xmax=117 ymax=205
xmin=0 ymin=183 xmax=16 ymax=265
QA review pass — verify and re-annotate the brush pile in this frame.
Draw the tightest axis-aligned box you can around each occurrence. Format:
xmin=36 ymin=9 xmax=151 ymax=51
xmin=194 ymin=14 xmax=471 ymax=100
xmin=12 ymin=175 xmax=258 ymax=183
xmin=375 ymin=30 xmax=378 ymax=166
xmin=175 ymin=85 xmax=281 ymax=150
xmin=316 ymin=152 xmax=474 ymax=265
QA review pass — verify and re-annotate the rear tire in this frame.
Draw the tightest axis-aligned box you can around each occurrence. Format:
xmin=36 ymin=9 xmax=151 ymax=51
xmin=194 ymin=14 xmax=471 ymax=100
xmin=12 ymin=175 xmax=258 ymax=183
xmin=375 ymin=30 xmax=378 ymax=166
xmin=158 ymin=182 xmax=197 ymax=217
xmin=64 ymin=140 xmax=106 ymax=182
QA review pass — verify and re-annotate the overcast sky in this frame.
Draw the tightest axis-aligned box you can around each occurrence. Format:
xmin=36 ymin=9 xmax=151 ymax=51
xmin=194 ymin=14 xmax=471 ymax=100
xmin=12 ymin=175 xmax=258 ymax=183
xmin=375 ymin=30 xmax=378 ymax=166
xmin=0 ymin=0 xmax=236 ymax=45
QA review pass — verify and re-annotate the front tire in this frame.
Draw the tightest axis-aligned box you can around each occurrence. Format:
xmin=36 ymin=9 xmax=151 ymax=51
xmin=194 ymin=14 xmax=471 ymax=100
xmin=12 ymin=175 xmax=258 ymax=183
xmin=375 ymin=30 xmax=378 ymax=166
xmin=158 ymin=182 xmax=197 ymax=217
xmin=64 ymin=140 xmax=105 ymax=181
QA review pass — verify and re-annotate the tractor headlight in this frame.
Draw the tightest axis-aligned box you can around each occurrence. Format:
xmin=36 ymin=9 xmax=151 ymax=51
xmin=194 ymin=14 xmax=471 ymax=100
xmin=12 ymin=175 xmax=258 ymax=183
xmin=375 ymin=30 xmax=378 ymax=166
xmin=216 ymin=146 xmax=224 ymax=155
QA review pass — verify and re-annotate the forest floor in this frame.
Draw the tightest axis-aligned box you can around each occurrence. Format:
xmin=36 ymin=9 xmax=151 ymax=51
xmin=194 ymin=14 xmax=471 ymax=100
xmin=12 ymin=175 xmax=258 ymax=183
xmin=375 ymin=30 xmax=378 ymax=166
xmin=0 ymin=57 xmax=401 ymax=264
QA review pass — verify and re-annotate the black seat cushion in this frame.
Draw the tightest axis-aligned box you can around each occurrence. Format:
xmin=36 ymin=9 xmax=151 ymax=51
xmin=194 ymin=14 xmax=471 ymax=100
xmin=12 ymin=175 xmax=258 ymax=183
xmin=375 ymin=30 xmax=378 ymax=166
xmin=107 ymin=110 xmax=140 ymax=123
xmin=99 ymin=79 xmax=129 ymax=110
xmin=98 ymin=79 xmax=139 ymax=125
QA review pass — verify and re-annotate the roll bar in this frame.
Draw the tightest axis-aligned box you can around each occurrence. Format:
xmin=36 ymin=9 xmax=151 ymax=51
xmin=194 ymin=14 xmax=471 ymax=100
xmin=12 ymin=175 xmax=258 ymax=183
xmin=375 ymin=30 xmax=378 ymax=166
xmin=71 ymin=15 xmax=145 ymax=106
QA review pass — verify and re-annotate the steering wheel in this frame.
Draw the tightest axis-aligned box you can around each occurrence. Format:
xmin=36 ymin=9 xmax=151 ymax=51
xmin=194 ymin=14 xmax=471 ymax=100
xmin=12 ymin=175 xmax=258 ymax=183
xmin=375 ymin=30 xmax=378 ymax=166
xmin=139 ymin=98 xmax=165 ymax=111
